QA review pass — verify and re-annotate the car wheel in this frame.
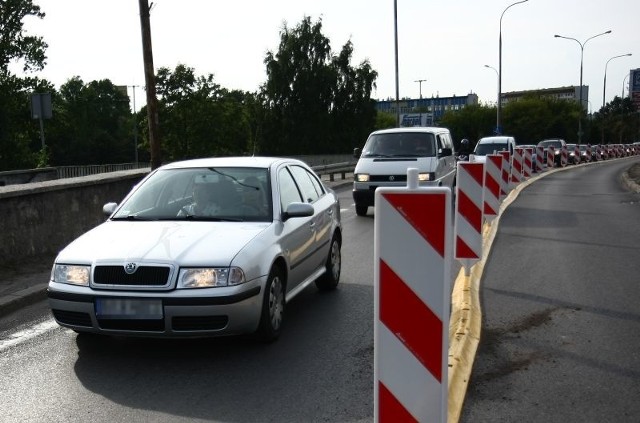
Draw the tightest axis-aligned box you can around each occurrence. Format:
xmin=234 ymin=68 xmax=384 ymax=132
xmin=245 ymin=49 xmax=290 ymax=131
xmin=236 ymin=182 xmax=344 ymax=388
xmin=355 ymin=203 xmax=368 ymax=216
xmin=315 ymin=235 xmax=341 ymax=291
xmin=256 ymin=266 xmax=285 ymax=342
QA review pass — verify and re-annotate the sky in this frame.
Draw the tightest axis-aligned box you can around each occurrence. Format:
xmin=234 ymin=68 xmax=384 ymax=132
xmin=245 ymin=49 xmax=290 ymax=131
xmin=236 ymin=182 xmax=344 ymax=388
xmin=16 ymin=0 xmax=639 ymax=113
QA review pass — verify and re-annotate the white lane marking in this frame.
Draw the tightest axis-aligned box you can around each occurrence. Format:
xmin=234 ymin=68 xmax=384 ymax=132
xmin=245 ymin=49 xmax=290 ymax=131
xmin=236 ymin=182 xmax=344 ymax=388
xmin=0 ymin=319 xmax=60 ymax=352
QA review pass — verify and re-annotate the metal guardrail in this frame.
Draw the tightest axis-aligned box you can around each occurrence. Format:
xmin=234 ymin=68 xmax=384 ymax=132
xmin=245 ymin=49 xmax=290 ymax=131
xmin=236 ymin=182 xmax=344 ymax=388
xmin=56 ymin=163 xmax=150 ymax=179
xmin=312 ymin=161 xmax=356 ymax=182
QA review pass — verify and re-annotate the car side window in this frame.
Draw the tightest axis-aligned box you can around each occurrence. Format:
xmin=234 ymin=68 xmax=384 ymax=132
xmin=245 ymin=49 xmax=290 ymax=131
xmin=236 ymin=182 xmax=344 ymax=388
xmin=278 ymin=168 xmax=303 ymax=211
xmin=289 ymin=165 xmax=321 ymax=203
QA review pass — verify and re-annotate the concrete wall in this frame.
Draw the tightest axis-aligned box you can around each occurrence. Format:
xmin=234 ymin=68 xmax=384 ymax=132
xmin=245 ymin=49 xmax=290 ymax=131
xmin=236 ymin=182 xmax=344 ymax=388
xmin=0 ymin=169 xmax=150 ymax=267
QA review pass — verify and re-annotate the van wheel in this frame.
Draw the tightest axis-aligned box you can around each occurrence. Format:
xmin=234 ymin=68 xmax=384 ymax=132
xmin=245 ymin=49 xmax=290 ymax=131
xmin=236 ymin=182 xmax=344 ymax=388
xmin=355 ymin=204 xmax=368 ymax=216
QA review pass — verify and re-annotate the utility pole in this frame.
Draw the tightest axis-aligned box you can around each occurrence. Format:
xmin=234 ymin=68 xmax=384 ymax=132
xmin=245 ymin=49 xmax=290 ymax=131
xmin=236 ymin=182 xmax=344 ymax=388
xmin=138 ymin=0 xmax=162 ymax=169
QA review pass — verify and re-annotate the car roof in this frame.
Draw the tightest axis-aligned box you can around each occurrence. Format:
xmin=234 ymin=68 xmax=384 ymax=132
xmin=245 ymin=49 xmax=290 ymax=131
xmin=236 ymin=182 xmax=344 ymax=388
xmin=370 ymin=127 xmax=449 ymax=135
xmin=159 ymin=156 xmax=304 ymax=170
xmin=477 ymin=136 xmax=514 ymax=143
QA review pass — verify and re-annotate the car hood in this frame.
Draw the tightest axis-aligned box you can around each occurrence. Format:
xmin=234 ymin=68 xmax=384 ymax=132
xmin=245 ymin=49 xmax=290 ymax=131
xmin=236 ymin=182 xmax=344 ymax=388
xmin=55 ymin=220 xmax=270 ymax=267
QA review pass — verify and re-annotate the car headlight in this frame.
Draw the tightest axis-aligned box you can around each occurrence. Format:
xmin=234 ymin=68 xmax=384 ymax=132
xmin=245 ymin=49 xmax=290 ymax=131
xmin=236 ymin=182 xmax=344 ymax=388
xmin=555 ymin=150 xmax=561 ymax=155
xmin=356 ymin=173 xmax=370 ymax=182
xmin=419 ymin=172 xmax=436 ymax=182
xmin=53 ymin=264 xmax=91 ymax=286
xmin=178 ymin=267 xmax=246 ymax=288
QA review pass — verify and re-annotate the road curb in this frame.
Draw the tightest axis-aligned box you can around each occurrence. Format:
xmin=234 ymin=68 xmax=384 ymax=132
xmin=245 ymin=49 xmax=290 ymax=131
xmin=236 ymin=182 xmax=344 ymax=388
xmin=0 ymin=284 xmax=48 ymax=318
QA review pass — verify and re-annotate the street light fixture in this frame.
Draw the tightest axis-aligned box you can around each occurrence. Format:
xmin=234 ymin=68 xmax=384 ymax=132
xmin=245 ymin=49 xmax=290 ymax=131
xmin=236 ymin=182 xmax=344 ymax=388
xmin=603 ymin=53 xmax=632 ymax=108
xmin=554 ymin=30 xmax=611 ymax=144
xmin=498 ymin=0 xmax=529 ymax=135
xmin=484 ymin=65 xmax=499 ymax=129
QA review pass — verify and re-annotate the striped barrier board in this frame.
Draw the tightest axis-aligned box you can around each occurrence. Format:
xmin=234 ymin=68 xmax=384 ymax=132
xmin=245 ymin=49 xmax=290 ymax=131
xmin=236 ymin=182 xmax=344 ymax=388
xmin=374 ymin=169 xmax=451 ymax=423
xmin=455 ymin=162 xmax=484 ymax=275
xmin=523 ymin=147 xmax=533 ymax=178
xmin=573 ymin=144 xmax=581 ymax=164
xmin=547 ymin=146 xmax=555 ymax=168
xmin=561 ymin=145 xmax=568 ymax=167
xmin=585 ymin=144 xmax=592 ymax=162
xmin=483 ymin=155 xmax=502 ymax=223
xmin=535 ymin=146 xmax=545 ymax=172
xmin=511 ymin=147 xmax=523 ymax=186
xmin=499 ymin=151 xmax=511 ymax=199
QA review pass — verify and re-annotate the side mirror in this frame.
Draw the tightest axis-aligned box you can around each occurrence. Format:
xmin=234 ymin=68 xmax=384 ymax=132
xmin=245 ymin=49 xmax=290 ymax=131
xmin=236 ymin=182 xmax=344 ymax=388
xmin=439 ymin=147 xmax=452 ymax=157
xmin=103 ymin=202 xmax=118 ymax=217
xmin=282 ymin=202 xmax=314 ymax=221
xmin=353 ymin=147 xmax=361 ymax=159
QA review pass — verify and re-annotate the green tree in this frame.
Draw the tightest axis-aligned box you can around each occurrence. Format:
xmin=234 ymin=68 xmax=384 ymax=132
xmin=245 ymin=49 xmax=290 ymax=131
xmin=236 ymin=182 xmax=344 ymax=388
xmin=49 ymin=77 xmax=132 ymax=165
xmin=262 ymin=16 xmax=377 ymax=155
xmin=153 ymin=64 xmax=252 ymax=161
xmin=0 ymin=0 xmax=48 ymax=170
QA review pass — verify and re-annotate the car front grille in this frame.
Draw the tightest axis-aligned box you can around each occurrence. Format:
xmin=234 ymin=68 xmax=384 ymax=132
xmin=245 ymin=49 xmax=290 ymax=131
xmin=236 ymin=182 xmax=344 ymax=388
xmin=93 ymin=265 xmax=171 ymax=287
xmin=369 ymin=175 xmax=408 ymax=182
xmin=172 ymin=315 xmax=228 ymax=331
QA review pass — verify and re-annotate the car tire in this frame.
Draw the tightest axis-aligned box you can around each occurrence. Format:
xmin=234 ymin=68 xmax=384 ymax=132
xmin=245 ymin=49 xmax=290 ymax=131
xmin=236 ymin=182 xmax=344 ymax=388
xmin=315 ymin=235 xmax=341 ymax=291
xmin=256 ymin=265 xmax=285 ymax=342
xmin=355 ymin=204 xmax=368 ymax=216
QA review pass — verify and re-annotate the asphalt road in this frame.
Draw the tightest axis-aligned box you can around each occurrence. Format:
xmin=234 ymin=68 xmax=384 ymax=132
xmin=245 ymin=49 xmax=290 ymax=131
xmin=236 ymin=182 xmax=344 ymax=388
xmin=461 ymin=157 xmax=640 ymax=422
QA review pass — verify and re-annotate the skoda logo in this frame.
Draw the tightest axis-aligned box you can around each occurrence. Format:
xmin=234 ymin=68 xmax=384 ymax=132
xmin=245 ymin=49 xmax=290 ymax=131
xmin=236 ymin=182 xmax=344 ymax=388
xmin=124 ymin=263 xmax=138 ymax=274
xmin=389 ymin=175 xmax=395 ymax=181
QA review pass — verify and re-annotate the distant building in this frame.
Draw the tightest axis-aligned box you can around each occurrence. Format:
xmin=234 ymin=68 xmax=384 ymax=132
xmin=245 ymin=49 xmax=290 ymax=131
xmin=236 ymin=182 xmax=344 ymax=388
xmin=376 ymin=93 xmax=479 ymax=126
xmin=501 ymin=86 xmax=589 ymax=110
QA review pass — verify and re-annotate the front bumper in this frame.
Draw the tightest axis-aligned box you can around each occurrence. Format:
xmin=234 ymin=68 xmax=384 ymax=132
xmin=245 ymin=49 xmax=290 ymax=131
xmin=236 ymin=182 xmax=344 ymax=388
xmin=47 ymin=279 xmax=264 ymax=337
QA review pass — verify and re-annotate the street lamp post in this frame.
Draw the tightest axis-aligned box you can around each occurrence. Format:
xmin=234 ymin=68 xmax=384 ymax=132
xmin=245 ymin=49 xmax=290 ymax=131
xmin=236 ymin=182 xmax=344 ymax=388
xmin=393 ymin=0 xmax=400 ymax=127
xmin=603 ymin=53 xmax=632 ymax=108
xmin=484 ymin=65 xmax=499 ymax=130
xmin=415 ymin=78 xmax=426 ymax=126
xmin=498 ymin=0 xmax=528 ymax=135
xmin=554 ymin=30 xmax=611 ymax=144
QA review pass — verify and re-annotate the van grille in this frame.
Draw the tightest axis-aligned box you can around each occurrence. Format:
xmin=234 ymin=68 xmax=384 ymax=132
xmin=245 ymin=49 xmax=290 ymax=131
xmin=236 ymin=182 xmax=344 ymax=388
xmin=369 ymin=175 xmax=408 ymax=182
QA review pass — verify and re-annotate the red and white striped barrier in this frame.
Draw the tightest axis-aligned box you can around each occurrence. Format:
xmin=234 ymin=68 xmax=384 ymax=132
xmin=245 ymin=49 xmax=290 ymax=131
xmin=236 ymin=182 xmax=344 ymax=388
xmin=522 ymin=147 xmax=533 ymax=178
xmin=484 ymin=155 xmax=502 ymax=223
xmin=535 ymin=146 xmax=545 ymax=172
xmin=546 ymin=146 xmax=555 ymax=168
xmin=573 ymin=144 xmax=581 ymax=164
xmin=499 ymin=151 xmax=511 ymax=199
xmin=595 ymin=145 xmax=602 ymax=161
xmin=560 ymin=145 xmax=568 ymax=167
xmin=374 ymin=169 xmax=450 ymax=423
xmin=585 ymin=144 xmax=592 ymax=162
xmin=511 ymin=147 xmax=523 ymax=186
xmin=455 ymin=162 xmax=484 ymax=275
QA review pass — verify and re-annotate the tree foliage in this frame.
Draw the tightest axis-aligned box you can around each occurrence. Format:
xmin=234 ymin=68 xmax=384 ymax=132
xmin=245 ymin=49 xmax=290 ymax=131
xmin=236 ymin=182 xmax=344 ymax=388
xmin=261 ymin=16 xmax=378 ymax=155
xmin=0 ymin=0 xmax=47 ymax=75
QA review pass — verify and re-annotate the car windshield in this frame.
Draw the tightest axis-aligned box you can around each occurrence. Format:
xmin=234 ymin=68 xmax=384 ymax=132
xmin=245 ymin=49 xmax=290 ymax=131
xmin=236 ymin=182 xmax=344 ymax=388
xmin=538 ymin=140 xmax=562 ymax=148
xmin=111 ymin=167 xmax=272 ymax=222
xmin=361 ymin=132 xmax=436 ymax=157
xmin=474 ymin=143 xmax=509 ymax=156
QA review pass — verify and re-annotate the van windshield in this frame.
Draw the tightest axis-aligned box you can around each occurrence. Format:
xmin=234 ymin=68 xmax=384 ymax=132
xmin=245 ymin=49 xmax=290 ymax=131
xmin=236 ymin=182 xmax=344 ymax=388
xmin=474 ymin=143 xmax=509 ymax=156
xmin=362 ymin=132 xmax=436 ymax=157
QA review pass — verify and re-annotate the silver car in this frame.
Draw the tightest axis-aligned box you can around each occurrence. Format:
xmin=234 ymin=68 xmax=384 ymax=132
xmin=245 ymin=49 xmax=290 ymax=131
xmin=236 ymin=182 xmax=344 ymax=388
xmin=48 ymin=157 xmax=342 ymax=341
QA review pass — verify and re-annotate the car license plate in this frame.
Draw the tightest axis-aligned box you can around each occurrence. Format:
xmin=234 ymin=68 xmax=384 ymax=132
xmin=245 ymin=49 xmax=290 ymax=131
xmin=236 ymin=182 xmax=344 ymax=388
xmin=95 ymin=298 xmax=163 ymax=319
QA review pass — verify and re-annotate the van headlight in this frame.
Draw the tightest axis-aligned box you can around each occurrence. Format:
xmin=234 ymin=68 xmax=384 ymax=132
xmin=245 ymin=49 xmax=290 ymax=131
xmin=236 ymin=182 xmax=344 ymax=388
xmin=178 ymin=267 xmax=246 ymax=288
xmin=419 ymin=172 xmax=436 ymax=181
xmin=356 ymin=174 xmax=370 ymax=182
xmin=53 ymin=264 xmax=91 ymax=286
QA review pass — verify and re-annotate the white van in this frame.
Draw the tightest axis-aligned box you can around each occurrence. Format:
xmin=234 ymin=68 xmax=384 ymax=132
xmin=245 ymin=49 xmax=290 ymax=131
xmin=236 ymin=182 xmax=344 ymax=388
xmin=471 ymin=136 xmax=516 ymax=163
xmin=352 ymin=127 xmax=457 ymax=216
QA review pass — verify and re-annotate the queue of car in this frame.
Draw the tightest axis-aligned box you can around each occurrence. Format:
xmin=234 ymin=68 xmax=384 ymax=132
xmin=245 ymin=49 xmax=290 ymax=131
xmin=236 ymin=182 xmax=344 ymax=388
xmin=47 ymin=129 xmax=639 ymax=343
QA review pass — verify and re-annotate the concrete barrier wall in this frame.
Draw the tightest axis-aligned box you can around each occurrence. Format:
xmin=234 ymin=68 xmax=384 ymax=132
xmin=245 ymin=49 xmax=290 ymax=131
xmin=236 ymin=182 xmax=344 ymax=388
xmin=0 ymin=169 xmax=150 ymax=267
